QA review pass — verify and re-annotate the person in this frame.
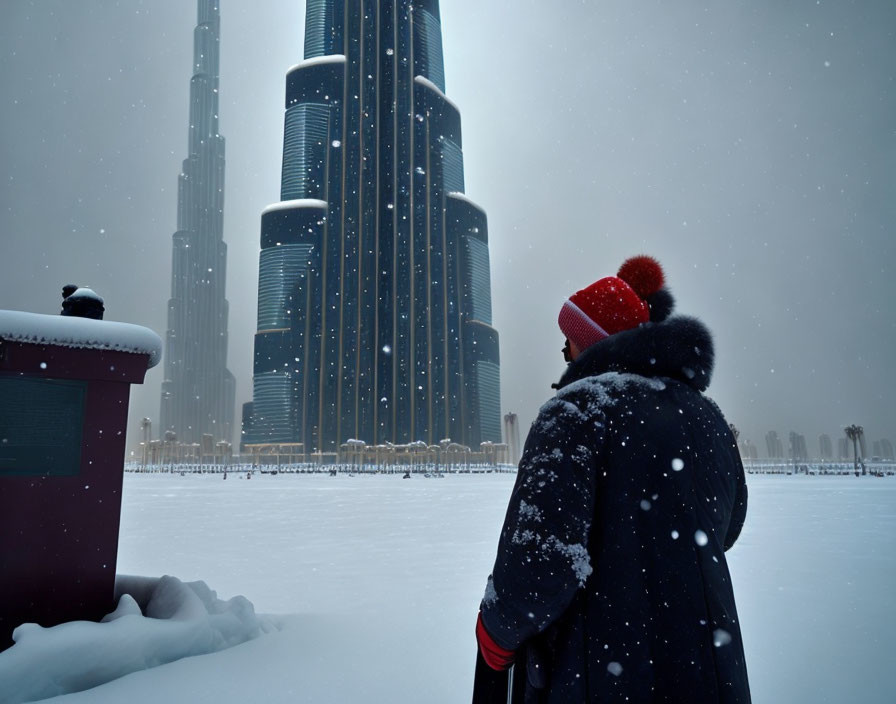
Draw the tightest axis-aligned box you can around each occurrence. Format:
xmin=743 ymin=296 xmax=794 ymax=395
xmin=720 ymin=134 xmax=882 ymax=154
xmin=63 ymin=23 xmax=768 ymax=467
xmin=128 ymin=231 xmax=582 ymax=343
xmin=474 ymin=255 xmax=750 ymax=703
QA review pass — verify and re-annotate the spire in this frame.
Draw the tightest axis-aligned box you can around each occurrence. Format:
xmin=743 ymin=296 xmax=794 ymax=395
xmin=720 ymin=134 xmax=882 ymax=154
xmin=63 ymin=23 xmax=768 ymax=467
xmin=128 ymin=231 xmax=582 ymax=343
xmin=188 ymin=0 xmax=221 ymax=152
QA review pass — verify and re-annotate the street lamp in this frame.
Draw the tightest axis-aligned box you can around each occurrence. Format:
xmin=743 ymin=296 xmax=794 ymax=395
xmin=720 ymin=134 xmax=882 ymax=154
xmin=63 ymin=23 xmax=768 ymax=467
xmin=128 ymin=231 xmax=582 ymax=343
xmin=140 ymin=417 xmax=152 ymax=471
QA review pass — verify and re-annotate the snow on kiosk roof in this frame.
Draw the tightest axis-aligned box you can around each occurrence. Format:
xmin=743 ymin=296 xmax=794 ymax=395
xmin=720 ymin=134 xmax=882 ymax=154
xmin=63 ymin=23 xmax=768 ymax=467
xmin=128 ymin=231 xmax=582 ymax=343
xmin=0 ymin=310 xmax=163 ymax=368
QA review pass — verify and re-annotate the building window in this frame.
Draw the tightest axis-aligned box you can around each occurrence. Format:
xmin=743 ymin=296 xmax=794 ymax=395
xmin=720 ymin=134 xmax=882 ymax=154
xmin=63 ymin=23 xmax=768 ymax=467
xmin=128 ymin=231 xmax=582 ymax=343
xmin=252 ymin=371 xmax=294 ymax=442
xmin=304 ymin=0 xmax=333 ymax=59
xmin=415 ymin=8 xmax=445 ymax=92
xmin=475 ymin=360 xmax=501 ymax=443
xmin=441 ymin=139 xmax=464 ymax=194
xmin=258 ymin=243 xmax=314 ymax=329
xmin=466 ymin=237 xmax=492 ymax=324
xmin=281 ymin=103 xmax=330 ymax=200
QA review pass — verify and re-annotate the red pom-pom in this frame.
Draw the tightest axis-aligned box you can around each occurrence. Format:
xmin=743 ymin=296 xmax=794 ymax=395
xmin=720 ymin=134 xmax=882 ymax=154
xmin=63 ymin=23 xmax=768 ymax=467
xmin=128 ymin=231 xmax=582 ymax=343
xmin=617 ymin=255 xmax=665 ymax=300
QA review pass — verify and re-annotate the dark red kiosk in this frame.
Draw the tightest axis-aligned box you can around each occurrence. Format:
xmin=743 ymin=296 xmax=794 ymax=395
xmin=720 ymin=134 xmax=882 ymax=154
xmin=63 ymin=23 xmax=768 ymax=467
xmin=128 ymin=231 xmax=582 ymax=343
xmin=0 ymin=309 xmax=162 ymax=650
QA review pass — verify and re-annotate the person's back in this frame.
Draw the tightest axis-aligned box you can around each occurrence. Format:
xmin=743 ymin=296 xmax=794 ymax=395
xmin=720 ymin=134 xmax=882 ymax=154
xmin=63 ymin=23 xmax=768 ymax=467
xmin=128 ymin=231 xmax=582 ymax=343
xmin=540 ymin=373 xmax=749 ymax=702
xmin=475 ymin=256 xmax=750 ymax=703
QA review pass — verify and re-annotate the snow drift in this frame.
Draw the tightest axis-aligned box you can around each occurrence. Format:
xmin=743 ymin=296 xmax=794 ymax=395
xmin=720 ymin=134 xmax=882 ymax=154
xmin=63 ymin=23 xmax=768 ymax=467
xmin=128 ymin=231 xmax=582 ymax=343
xmin=0 ymin=575 xmax=274 ymax=703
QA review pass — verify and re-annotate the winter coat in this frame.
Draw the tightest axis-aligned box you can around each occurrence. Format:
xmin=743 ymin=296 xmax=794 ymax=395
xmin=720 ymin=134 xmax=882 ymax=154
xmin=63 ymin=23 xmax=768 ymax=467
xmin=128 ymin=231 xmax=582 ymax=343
xmin=479 ymin=315 xmax=750 ymax=703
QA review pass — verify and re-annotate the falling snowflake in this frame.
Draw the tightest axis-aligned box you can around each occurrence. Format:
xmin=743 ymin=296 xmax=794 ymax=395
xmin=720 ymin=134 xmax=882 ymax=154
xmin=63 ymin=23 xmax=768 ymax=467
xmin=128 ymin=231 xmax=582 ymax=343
xmin=713 ymin=628 xmax=732 ymax=647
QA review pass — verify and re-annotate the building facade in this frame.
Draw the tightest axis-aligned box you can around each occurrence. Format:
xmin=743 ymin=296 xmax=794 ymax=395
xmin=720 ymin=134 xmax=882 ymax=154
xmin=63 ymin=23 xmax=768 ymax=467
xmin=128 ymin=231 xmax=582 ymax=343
xmin=788 ymin=431 xmax=808 ymax=462
xmin=160 ymin=0 xmax=236 ymax=445
xmin=818 ymin=433 xmax=832 ymax=460
xmin=838 ymin=437 xmax=850 ymax=460
xmin=242 ymin=0 xmax=500 ymax=452
xmin=765 ymin=431 xmax=784 ymax=459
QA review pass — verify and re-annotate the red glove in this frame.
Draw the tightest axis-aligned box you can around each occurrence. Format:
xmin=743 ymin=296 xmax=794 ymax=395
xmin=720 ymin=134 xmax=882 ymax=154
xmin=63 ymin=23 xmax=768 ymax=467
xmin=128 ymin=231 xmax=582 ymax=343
xmin=476 ymin=611 xmax=515 ymax=671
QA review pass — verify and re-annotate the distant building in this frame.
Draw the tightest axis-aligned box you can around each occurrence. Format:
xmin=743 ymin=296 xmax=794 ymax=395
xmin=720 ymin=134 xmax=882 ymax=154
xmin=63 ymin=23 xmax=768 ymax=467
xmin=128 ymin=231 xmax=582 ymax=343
xmin=160 ymin=0 xmax=235 ymax=445
xmin=740 ymin=439 xmax=758 ymax=460
xmin=879 ymin=438 xmax=894 ymax=461
xmin=789 ymin=431 xmax=808 ymax=462
xmin=838 ymin=437 xmax=850 ymax=461
xmin=818 ymin=434 xmax=832 ymax=460
xmin=503 ymin=413 xmax=521 ymax=465
xmin=765 ymin=431 xmax=784 ymax=459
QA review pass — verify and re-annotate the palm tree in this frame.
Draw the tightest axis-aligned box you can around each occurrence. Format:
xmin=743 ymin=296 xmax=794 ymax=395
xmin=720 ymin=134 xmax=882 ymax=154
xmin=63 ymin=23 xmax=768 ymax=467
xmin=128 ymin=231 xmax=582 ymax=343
xmin=844 ymin=425 xmax=866 ymax=475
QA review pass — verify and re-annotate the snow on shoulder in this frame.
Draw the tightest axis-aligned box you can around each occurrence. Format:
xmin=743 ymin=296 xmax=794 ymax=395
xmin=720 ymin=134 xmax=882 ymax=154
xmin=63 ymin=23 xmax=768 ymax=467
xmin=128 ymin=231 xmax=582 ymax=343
xmin=562 ymin=371 xmax=667 ymax=399
xmin=0 ymin=310 xmax=163 ymax=368
xmin=0 ymin=575 xmax=276 ymax=704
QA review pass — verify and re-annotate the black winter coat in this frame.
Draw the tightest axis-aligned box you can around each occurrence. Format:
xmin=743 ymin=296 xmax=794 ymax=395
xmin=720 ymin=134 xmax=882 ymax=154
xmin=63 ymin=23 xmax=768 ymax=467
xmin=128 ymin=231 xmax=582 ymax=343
xmin=480 ymin=316 xmax=750 ymax=703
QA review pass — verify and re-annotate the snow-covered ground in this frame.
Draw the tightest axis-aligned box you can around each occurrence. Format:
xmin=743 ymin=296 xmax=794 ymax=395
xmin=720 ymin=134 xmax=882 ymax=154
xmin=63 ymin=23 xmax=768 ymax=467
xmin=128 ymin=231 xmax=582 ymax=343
xmin=3 ymin=472 xmax=894 ymax=703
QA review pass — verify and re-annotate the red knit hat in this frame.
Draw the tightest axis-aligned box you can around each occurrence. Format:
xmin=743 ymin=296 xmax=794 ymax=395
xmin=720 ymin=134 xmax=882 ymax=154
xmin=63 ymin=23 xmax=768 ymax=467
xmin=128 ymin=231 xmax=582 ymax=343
xmin=558 ymin=255 xmax=665 ymax=352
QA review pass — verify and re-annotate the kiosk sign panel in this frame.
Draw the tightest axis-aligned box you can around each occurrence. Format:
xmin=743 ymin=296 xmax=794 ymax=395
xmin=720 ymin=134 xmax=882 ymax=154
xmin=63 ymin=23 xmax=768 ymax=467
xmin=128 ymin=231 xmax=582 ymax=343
xmin=0 ymin=376 xmax=86 ymax=477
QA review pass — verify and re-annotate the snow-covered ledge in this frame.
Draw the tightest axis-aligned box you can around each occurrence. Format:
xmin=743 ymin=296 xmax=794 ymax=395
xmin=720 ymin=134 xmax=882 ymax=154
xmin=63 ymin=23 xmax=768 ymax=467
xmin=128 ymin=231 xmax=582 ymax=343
xmin=0 ymin=310 xmax=162 ymax=368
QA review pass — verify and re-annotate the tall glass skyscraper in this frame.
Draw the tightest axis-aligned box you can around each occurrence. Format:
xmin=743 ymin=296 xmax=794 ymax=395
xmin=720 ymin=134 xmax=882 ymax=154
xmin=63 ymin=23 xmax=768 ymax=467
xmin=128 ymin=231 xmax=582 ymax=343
xmin=243 ymin=0 xmax=500 ymax=452
xmin=161 ymin=0 xmax=236 ymax=445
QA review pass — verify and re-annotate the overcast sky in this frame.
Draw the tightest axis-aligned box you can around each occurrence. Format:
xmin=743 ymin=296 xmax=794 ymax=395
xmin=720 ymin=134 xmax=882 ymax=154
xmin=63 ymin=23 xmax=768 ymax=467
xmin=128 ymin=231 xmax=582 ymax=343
xmin=1 ymin=0 xmax=894 ymax=457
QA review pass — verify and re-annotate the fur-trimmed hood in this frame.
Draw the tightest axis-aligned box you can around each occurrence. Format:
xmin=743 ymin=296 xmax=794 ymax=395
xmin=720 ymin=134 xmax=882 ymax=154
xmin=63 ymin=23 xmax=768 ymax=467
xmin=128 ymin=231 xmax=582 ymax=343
xmin=556 ymin=315 xmax=715 ymax=392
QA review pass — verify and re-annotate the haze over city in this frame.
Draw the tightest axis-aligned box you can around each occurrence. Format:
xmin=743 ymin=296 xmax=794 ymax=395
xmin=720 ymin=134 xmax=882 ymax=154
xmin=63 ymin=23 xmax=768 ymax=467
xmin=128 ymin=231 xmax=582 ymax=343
xmin=1 ymin=0 xmax=894 ymax=454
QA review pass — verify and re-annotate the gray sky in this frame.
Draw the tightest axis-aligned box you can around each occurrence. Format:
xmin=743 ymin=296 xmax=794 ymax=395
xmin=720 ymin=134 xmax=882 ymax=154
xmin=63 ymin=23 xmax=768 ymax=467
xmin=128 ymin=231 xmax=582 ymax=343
xmin=2 ymin=0 xmax=894 ymax=457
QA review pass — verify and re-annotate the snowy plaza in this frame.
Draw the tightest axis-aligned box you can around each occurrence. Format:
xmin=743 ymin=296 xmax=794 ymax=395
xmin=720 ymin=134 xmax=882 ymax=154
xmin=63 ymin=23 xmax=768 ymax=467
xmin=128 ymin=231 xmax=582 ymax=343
xmin=1 ymin=471 xmax=893 ymax=703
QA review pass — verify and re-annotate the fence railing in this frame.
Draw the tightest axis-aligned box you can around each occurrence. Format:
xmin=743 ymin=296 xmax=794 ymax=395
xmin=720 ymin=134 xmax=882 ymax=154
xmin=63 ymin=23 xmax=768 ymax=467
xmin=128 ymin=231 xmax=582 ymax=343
xmin=124 ymin=460 xmax=896 ymax=477
xmin=743 ymin=460 xmax=895 ymax=476
xmin=123 ymin=461 xmax=518 ymax=476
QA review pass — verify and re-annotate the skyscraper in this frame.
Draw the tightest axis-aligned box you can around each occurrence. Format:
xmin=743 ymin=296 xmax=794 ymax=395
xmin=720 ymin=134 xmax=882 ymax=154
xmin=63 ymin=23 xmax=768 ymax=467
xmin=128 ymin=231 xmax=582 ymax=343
xmin=243 ymin=0 xmax=500 ymax=453
xmin=765 ymin=431 xmax=784 ymax=459
xmin=838 ymin=437 xmax=849 ymax=460
xmin=818 ymin=433 xmax=832 ymax=460
xmin=788 ymin=431 xmax=808 ymax=462
xmin=160 ymin=0 xmax=235 ymax=445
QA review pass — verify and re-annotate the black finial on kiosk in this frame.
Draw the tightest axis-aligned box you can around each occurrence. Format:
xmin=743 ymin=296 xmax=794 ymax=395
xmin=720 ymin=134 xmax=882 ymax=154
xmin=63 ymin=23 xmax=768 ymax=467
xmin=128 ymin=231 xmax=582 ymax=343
xmin=61 ymin=286 xmax=105 ymax=320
